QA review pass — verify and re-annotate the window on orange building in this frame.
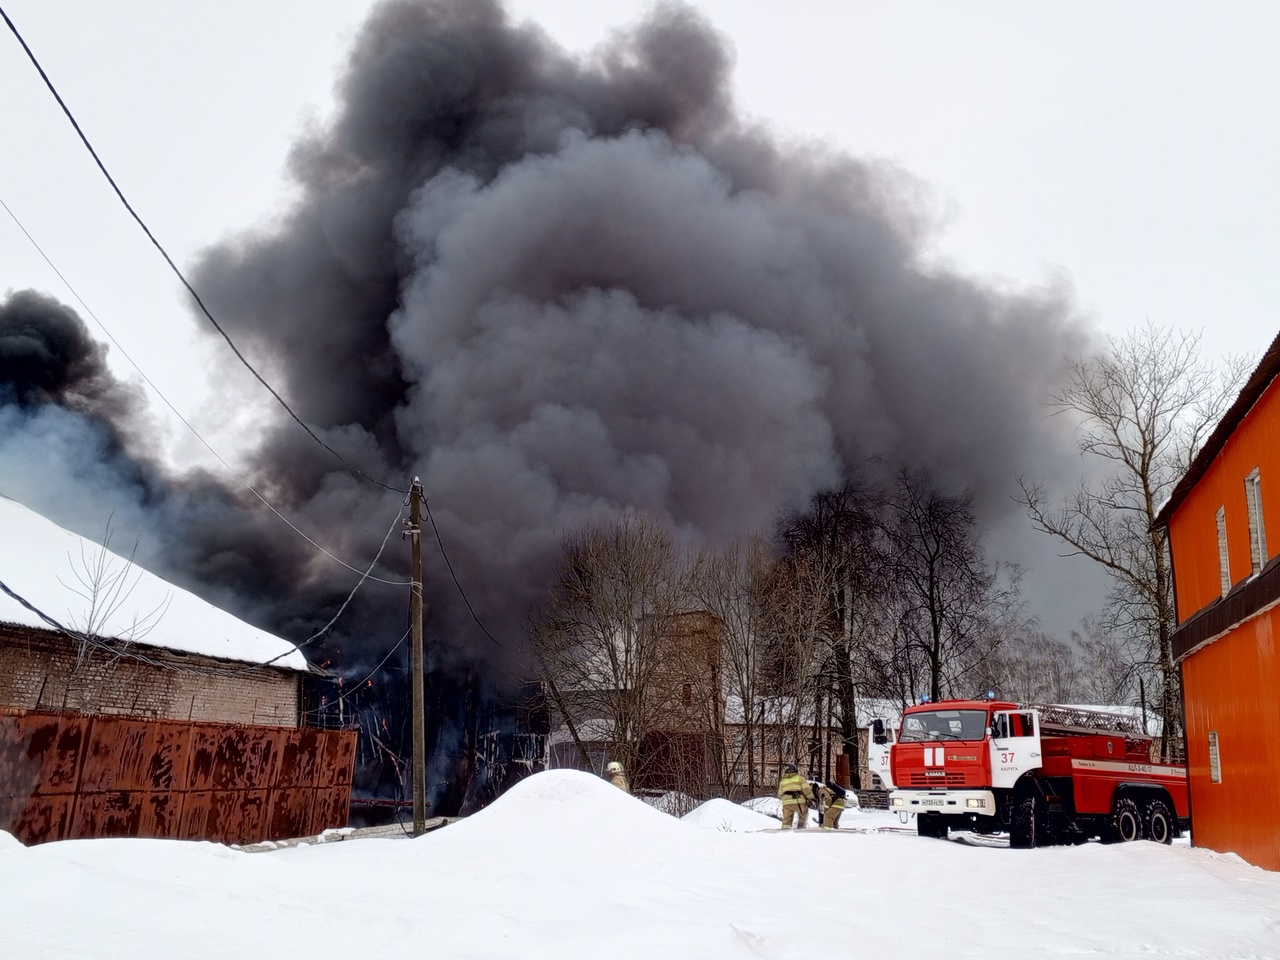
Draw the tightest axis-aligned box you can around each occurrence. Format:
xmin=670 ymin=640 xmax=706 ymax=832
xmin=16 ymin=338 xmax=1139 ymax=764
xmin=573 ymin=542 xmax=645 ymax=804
xmin=1245 ymin=468 xmax=1268 ymax=574
xmin=1217 ymin=506 xmax=1231 ymax=596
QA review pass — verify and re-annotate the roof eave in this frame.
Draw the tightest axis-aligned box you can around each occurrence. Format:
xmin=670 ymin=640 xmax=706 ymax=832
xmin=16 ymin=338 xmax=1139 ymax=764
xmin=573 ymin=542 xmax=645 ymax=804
xmin=1154 ymin=329 xmax=1280 ymax=529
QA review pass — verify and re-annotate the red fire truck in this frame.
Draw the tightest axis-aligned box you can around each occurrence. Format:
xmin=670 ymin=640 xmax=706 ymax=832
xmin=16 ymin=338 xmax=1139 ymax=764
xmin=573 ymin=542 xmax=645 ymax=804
xmin=866 ymin=698 xmax=1189 ymax=847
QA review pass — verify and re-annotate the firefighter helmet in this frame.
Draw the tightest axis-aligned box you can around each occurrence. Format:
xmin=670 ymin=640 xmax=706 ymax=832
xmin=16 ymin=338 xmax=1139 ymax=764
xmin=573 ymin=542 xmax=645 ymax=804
xmin=606 ymin=761 xmax=623 ymax=774
xmin=784 ymin=764 xmax=798 ymax=775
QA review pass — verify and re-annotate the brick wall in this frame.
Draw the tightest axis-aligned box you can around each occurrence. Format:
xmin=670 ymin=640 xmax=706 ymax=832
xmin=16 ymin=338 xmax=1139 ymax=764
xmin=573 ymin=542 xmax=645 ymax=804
xmin=0 ymin=626 xmax=299 ymax=727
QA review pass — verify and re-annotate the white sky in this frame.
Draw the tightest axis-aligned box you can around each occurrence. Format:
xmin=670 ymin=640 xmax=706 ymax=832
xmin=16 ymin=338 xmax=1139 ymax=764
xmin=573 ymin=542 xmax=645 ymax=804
xmin=3 ymin=1 xmax=1276 ymax=388
xmin=5 ymin=769 xmax=1279 ymax=957
xmin=2 ymin=0 xmax=1278 ymax=636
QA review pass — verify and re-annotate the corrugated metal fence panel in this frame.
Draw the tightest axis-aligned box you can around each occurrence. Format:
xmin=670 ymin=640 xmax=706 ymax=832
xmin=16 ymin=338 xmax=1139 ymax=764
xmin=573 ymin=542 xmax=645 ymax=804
xmin=312 ymin=786 xmax=351 ymax=829
xmin=268 ymin=785 xmax=316 ymax=840
xmin=2 ymin=713 xmax=91 ymax=843
xmin=317 ymin=729 xmax=357 ymax=787
xmin=79 ymin=718 xmax=151 ymax=792
xmin=0 ymin=710 xmax=356 ymax=846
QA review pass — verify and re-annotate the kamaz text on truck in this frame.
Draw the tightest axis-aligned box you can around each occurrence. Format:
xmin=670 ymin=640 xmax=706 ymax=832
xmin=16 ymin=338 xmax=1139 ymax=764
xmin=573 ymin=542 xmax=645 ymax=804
xmin=865 ymin=698 xmax=1189 ymax=848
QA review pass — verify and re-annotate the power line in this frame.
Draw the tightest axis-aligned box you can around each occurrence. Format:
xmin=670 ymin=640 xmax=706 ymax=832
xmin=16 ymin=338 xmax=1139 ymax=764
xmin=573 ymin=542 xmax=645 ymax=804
xmin=0 ymin=498 xmax=403 ymax=679
xmin=0 ymin=194 xmax=410 ymax=587
xmin=0 ymin=198 xmax=423 ymax=685
xmin=421 ymin=491 xmax=508 ymax=651
xmin=0 ymin=574 xmax=281 ymax=678
xmin=2 ymin=193 xmax=513 ymax=675
xmin=252 ymin=501 xmax=410 ymax=671
xmin=0 ymin=493 xmax=409 ymax=685
xmin=0 ymin=4 xmax=404 ymax=495
xmin=0 ymin=195 xmax=414 ymax=671
xmin=301 ymin=628 xmax=410 ymax=718
xmin=0 ymin=12 xmax=519 ymax=670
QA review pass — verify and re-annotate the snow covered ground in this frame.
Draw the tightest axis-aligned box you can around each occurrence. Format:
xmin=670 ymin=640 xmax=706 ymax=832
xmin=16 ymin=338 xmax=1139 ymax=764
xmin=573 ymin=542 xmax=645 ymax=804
xmin=3 ymin=770 xmax=1278 ymax=959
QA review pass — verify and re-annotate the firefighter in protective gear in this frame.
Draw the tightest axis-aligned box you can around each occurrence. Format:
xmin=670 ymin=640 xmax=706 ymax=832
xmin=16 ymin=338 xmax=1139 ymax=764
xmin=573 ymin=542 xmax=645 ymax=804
xmin=817 ymin=782 xmax=847 ymax=829
xmin=777 ymin=764 xmax=813 ymax=829
xmin=606 ymin=761 xmax=630 ymax=793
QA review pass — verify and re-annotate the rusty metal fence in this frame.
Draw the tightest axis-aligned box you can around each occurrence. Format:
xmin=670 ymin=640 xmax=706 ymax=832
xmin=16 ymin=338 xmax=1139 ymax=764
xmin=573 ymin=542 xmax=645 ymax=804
xmin=0 ymin=708 xmax=356 ymax=845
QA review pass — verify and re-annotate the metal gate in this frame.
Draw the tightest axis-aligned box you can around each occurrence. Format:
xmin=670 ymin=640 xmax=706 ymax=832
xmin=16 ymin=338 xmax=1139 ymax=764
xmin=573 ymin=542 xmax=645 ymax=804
xmin=0 ymin=708 xmax=356 ymax=845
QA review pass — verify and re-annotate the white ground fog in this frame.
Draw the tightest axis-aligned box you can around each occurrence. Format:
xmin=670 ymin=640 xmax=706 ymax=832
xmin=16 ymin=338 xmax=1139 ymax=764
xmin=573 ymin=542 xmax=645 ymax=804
xmin=3 ymin=770 xmax=1278 ymax=959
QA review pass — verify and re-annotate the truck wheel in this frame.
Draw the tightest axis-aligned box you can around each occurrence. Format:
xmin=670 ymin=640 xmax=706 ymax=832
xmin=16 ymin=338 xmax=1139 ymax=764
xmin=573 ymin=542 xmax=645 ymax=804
xmin=1010 ymin=796 xmax=1039 ymax=849
xmin=1110 ymin=797 xmax=1142 ymax=843
xmin=1143 ymin=798 xmax=1174 ymax=844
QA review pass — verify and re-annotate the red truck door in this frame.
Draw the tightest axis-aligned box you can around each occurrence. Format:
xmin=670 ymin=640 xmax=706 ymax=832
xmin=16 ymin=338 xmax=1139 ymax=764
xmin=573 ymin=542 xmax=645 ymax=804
xmin=989 ymin=709 xmax=1043 ymax=789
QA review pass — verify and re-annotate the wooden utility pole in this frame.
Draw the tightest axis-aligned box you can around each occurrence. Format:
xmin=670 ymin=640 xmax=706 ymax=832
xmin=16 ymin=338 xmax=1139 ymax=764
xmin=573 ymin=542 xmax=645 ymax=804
xmin=409 ymin=477 xmax=427 ymax=835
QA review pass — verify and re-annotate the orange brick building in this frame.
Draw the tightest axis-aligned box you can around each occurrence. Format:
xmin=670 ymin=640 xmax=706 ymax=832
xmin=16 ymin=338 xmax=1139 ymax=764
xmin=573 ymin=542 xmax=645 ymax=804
xmin=1155 ymin=332 xmax=1280 ymax=871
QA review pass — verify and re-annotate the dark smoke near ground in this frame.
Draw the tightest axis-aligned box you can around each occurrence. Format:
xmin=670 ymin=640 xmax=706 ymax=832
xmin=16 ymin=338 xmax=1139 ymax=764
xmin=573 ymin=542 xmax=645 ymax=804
xmin=1 ymin=0 xmax=1091 ymax=813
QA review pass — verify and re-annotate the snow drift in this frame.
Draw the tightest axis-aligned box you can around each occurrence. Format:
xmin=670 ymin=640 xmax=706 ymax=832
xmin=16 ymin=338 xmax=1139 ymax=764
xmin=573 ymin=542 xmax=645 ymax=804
xmin=2 ymin=770 xmax=1279 ymax=959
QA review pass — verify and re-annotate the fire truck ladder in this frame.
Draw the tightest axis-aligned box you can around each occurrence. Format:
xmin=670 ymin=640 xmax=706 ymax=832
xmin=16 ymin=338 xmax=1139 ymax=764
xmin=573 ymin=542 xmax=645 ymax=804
xmin=1026 ymin=703 xmax=1150 ymax=738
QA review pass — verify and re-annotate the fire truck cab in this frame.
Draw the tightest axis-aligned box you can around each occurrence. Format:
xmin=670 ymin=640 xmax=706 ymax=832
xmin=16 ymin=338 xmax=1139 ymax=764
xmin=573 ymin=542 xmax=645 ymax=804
xmin=870 ymin=698 xmax=1189 ymax=848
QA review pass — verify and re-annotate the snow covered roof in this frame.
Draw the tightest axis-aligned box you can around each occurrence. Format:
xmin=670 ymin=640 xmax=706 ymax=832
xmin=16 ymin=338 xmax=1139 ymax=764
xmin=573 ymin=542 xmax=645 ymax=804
xmin=0 ymin=495 xmax=308 ymax=672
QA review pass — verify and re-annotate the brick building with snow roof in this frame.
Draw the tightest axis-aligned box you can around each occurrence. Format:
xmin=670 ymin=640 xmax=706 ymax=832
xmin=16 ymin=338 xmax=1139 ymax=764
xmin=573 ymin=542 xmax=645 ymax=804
xmin=0 ymin=495 xmax=355 ymax=845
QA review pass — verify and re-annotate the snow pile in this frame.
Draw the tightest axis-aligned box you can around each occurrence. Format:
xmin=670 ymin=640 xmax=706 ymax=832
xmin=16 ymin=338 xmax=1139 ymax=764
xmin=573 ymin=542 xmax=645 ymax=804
xmin=434 ymin=770 xmax=690 ymax=848
xmin=682 ymin=798 xmax=779 ymax=832
xmin=0 ymin=495 xmax=306 ymax=670
xmin=637 ymin=790 xmax=699 ymax=817
xmin=3 ymin=770 xmax=1280 ymax=959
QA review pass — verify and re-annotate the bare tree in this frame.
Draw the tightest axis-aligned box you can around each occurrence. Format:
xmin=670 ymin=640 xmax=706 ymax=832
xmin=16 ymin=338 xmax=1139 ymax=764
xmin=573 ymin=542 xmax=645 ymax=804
xmin=688 ymin=535 xmax=772 ymax=796
xmin=1072 ymin=616 xmax=1135 ymax=705
xmin=985 ymin=631 xmax=1084 ymax=704
xmin=49 ymin=520 xmax=171 ymax=711
xmin=1018 ymin=324 xmax=1245 ymax=758
xmin=61 ymin=518 xmax=170 ymax=656
xmin=773 ymin=479 xmax=888 ymax=783
xmin=886 ymin=467 xmax=1023 ymax=704
xmin=754 ymin=546 xmax=831 ymax=774
xmin=530 ymin=511 xmax=688 ymax=786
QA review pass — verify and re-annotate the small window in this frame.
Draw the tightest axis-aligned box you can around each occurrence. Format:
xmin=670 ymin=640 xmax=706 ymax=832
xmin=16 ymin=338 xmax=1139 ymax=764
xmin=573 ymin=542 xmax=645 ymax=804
xmin=1245 ymin=469 xmax=1268 ymax=574
xmin=682 ymin=682 xmax=693 ymax=704
xmin=1208 ymin=730 xmax=1222 ymax=783
xmin=1217 ymin=506 xmax=1231 ymax=596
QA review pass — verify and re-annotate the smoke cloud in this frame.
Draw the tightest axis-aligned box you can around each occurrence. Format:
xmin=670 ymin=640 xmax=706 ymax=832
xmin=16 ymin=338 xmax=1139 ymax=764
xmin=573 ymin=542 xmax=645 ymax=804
xmin=187 ymin=0 xmax=1085 ymax=651
xmin=1 ymin=0 xmax=1093 ymax=809
xmin=0 ymin=290 xmax=136 ymax=417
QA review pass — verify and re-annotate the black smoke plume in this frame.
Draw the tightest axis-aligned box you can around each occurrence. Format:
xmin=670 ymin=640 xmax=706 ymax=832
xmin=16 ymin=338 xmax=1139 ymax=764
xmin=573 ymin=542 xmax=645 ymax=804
xmin=0 ymin=290 xmax=135 ymax=416
xmin=189 ymin=0 xmax=1085 ymax=644
xmin=0 ymin=290 xmax=164 ymax=524
xmin=2 ymin=0 xmax=1090 ymax=812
